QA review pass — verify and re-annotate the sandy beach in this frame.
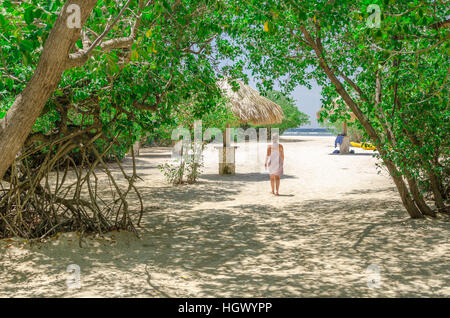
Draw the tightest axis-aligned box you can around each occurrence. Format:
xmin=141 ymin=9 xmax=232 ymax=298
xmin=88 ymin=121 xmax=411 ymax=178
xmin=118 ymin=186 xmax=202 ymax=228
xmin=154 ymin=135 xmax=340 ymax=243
xmin=1 ymin=136 xmax=449 ymax=297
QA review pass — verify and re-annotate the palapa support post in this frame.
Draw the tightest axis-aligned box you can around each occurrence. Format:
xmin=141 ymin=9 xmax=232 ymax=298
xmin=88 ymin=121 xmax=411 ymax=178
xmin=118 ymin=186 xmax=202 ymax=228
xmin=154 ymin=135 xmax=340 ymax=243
xmin=216 ymin=124 xmax=237 ymax=175
xmin=218 ymin=146 xmax=238 ymax=175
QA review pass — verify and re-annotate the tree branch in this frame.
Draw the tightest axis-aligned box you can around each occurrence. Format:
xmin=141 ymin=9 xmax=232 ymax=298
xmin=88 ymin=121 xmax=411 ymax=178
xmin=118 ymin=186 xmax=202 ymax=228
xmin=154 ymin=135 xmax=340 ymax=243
xmin=66 ymin=0 xmax=142 ymax=68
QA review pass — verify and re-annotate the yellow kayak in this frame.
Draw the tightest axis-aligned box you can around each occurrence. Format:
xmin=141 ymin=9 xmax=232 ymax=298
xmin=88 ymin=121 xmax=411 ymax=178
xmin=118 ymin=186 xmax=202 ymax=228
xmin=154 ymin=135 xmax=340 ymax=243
xmin=350 ymin=142 xmax=377 ymax=150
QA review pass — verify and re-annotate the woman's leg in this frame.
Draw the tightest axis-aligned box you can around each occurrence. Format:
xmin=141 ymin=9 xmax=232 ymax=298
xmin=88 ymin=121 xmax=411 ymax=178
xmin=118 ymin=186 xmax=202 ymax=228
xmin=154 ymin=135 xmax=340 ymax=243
xmin=275 ymin=175 xmax=280 ymax=195
xmin=270 ymin=175 xmax=275 ymax=194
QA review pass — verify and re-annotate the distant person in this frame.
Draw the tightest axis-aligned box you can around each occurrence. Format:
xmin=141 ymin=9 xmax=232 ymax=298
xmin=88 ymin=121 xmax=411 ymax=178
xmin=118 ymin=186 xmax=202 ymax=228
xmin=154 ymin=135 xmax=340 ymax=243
xmin=265 ymin=133 xmax=284 ymax=195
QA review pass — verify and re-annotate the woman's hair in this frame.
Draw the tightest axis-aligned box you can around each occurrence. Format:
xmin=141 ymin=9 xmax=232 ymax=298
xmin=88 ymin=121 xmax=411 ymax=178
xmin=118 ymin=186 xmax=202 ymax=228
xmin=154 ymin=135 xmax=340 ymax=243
xmin=271 ymin=132 xmax=280 ymax=143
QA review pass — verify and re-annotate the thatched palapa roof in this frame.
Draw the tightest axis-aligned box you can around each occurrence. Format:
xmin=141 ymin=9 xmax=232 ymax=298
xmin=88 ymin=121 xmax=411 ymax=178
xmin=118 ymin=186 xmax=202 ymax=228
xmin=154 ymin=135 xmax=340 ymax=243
xmin=217 ymin=79 xmax=284 ymax=125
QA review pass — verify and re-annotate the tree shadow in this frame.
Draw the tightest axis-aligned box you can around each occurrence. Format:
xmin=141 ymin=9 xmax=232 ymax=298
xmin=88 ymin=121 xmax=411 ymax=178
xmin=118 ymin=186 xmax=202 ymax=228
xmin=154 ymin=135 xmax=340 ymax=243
xmin=132 ymin=181 xmax=242 ymax=213
xmin=343 ymin=187 xmax=397 ymax=196
xmin=137 ymin=153 xmax=172 ymax=159
xmin=133 ymin=198 xmax=450 ymax=297
xmin=200 ymin=173 xmax=297 ymax=182
xmin=2 ymin=192 xmax=449 ymax=297
xmin=329 ymin=152 xmax=377 ymax=156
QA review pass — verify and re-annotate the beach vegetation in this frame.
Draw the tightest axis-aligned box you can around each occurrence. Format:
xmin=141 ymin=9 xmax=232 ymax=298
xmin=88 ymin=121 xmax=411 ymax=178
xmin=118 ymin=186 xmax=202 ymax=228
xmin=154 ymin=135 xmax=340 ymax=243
xmin=0 ymin=0 xmax=448 ymax=240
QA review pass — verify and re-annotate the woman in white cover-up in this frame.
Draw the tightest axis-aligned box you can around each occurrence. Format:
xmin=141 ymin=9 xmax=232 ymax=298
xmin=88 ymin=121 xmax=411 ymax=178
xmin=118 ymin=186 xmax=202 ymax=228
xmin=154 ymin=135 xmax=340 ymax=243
xmin=265 ymin=133 xmax=284 ymax=195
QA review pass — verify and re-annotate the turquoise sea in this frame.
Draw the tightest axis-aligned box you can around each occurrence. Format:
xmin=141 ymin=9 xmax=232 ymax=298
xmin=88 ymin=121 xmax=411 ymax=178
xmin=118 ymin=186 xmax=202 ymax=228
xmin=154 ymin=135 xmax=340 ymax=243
xmin=282 ymin=128 xmax=333 ymax=136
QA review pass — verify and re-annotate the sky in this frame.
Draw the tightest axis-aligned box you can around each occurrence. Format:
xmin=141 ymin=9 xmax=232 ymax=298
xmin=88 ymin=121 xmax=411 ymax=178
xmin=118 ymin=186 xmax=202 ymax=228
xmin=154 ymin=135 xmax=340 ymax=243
xmin=288 ymin=82 xmax=323 ymax=128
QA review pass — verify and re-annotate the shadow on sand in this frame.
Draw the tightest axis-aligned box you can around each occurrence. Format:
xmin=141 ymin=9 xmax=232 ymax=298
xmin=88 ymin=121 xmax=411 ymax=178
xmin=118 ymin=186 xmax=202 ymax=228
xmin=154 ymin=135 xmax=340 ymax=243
xmin=200 ymin=173 xmax=297 ymax=182
xmin=3 ymin=194 xmax=449 ymax=297
xmin=329 ymin=152 xmax=377 ymax=156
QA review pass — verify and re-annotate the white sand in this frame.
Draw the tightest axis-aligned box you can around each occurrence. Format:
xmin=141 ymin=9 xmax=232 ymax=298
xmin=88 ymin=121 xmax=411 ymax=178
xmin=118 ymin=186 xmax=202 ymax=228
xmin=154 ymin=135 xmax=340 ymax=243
xmin=1 ymin=136 xmax=449 ymax=297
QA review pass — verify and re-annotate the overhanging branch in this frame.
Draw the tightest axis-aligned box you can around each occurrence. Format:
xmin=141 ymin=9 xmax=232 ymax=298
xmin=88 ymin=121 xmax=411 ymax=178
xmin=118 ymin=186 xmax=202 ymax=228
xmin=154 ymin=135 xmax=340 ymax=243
xmin=66 ymin=0 xmax=142 ymax=69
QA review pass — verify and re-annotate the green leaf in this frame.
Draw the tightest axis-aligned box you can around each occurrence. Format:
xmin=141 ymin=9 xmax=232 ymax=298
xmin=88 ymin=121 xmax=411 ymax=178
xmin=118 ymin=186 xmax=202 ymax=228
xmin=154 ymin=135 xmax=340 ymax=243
xmin=24 ymin=7 xmax=34 ymax=25
xmin=107 ymin=63 xmax=120 ymax=76
xmin=20 ymin=39 xmax=34 ymax=52
xmin=0 ymin=14 xmax=6 ymax=27
xmin=161 ymin=0 xmax=172 ymax=13
xmin=130 ymin=50 xmax=139 ymax=61
xmin=22 ymin=52 xmax=31 ymax=65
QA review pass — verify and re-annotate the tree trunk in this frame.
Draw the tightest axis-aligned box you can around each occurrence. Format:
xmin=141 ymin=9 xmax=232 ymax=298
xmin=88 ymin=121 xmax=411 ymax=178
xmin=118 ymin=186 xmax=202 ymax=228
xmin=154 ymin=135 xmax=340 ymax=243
xmin=0 ymin=0 xmax=98 ymax=180
xmin=406 ymin=173 xmax=436 ymax=217
xmin=428 ymin=171 xmax=446 ymax=210
xmin=382 ymin=160 xmax=424 ymax=218
xmin=301 ymin=27 xmax=424 ymax=218
xmin=401 ymin=125 xmax=446 ymax=210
